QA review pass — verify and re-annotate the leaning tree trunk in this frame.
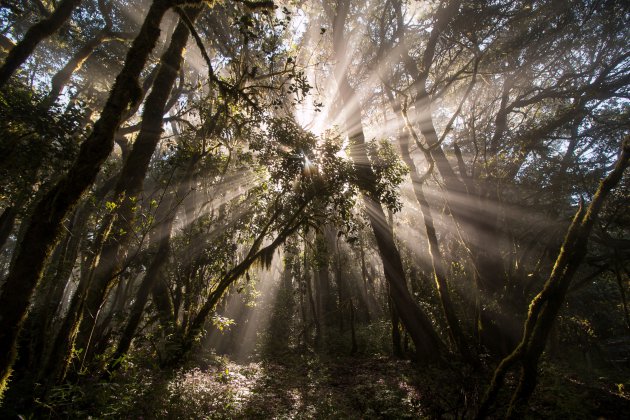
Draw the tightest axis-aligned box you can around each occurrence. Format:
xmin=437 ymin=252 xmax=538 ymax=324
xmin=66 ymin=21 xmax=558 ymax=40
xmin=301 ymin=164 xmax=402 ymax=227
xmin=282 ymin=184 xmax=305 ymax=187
xmin=45 ymin=6 xmax=201 ymax=381
xmin=329 ymin=1 xmax=445 ymax=362
xmin=403 ymin=136 xmax=472 ymax=362
xmin=22 ymin=174 xmax=118 ymax=380
xmin=45 ymin=29 xmax=122 ymax=105
xmin=360 ymin=90 xmax=445 ymax=361
xmin=476 ymin=137 xmax=630 ymax=419
xmin=0 ymin=0 xmax=173 ymax=398
xmin=385 ymin=87 xmax=472 ymax=362
xmin=0 ymin=0 xmax=83 ymax=88
xmin=174 ymin=199 xmax=312 ymax=364
xmin=72 ymin=5 xmax=203 ymax=369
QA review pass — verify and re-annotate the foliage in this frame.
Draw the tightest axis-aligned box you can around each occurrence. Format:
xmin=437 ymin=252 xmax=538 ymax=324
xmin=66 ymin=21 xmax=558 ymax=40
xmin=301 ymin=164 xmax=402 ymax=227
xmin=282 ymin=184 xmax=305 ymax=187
xmin=366 ymin=139 xmax=408 ymax=213
xmin=0 ymin=81 xmax=83 ymax=203
xmin=0 ymin=0 xmax=628 ymax=418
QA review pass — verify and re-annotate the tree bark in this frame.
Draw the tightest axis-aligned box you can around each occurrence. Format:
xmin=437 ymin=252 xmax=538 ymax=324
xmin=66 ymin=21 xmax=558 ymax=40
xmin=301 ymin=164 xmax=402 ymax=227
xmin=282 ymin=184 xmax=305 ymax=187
xmin=0 ymin=206 xmax=17 ymax=251
xmin=305 ymin=254 xmax=320 ymax=348
xmin=45 ymin=29 xmax=120 ymax=105
xmin=0 ymin=0 xmax=172 ymax=398
xmin=388 ymin=283 xmax=403 ymax=358
xmin=314 ymin=227 xmax=336 ymax=339
xmin=24 ymin=175 xmax=118 ymax=378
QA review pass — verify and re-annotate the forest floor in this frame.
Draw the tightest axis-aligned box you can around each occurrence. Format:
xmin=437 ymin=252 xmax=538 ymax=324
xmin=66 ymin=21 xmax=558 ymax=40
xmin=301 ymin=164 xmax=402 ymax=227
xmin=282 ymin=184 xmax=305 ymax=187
xmin=35 ymin=349 xmax=630 ymax=419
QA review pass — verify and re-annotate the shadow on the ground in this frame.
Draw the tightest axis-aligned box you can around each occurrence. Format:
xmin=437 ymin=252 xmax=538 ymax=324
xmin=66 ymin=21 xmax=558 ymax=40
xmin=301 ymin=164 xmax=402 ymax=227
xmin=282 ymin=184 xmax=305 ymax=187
xmin=10 ymin=351 xmax=630 ymax=419
xmin=153 ymin=352 xmax=475 ymax=419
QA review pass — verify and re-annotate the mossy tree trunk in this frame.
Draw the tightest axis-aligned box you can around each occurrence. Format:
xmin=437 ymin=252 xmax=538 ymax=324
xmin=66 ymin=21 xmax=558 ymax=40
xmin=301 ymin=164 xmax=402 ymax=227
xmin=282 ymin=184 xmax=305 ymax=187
xmin=71 ymin=5 xmax=203 ymax=370
xmin=44 ymin=5 xmax=202 ymax=381
xmin=45 ymin=30 xmax=116 ymax=105
xmin=23 ymin=175 xmax=118 ymax=378
xmin=0 ymin=0 xmax=173 ymax=398
xmin=44 ymin=0 xmax=131 ymax=105
xmin=173 ymin=204 xmax=309 ymax=364
xmin=476 ymin=137 xmax=630 ymax=419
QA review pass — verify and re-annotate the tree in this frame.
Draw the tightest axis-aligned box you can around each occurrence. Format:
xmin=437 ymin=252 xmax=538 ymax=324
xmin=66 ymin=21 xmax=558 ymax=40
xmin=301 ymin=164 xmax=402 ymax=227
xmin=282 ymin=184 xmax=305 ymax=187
xmin=477 ymin=136 xmax=630 ymax=419
xmin=323 ymin=0 xmax=446 ymax=362
xmin=0 ymin=0 xmax=179 ymax=398
xmin=45 ymin=4 xmax=204 ymax=381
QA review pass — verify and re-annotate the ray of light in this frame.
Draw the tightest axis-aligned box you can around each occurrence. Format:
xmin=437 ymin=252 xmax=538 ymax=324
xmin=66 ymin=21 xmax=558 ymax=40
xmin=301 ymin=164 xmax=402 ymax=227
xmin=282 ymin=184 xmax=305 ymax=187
xmin=233 ymin=252 xmax=284 ymax=360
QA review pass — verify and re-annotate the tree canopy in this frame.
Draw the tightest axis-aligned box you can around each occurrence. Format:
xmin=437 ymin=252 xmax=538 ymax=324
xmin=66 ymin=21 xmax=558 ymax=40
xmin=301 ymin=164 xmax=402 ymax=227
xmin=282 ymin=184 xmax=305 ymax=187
xmin=0 ymin=0 xmax=628 ymax=418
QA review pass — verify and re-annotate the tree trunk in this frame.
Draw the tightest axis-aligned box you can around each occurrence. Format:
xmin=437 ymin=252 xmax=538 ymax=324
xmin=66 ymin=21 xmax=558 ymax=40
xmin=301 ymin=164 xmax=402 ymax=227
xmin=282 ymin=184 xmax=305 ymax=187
xmin=388 ymin=283 xmax=403 ymax=358
xmin=41 ymin=208 xmax=112 ymax=382
xmin=21 ymin=206 xmax=81 ymax=375
xmin=170 ymin=196 xmax=312 ymax=365
xmin=476 ymin=137 xmax=630 ymax=419
xmin=349 ymin=297 xmax=357 ymax=355
xmin=297 ymin=245 xmax=307 ymax=347
xmin=386 ymin=87 xmax=472 ymax=362
xmin=305 ymin=253 xmax=320 ymax=348
xmin=345 ymin=88 xmax=444 ymax=361
xmin=26 ymin=175 xmax=118 ymax=379
xmin=614 ymin=264 xmax=630 ymax=332
xmin=0 ymin=0 xmax=172 ymax=397
xmin=332 ymin=233 xmax=345 ymax=333
xmin=0 ymin=0 xmax=83 ymax=88
xmin=316 ymin=229 xmax=333 ymax=331
xmin=64 ymin=5 xmax=202 ymax=373
xmin=329 ymin=2 xmax=445 ymax=362
xmin=45 ymin=29 xmax=117 ymax=105
xmin=152 ymin=268 xmax=176 ymax=329
xmin=11 ymin=227 xmax=67 ymax=375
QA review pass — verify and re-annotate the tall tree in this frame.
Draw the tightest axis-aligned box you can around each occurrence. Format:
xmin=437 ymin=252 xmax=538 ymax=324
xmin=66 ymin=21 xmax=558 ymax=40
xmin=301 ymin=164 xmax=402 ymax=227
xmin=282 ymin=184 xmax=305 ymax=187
xmin=0 ymin=0 xmax=180 ymax=398
xmin=325 ymin=0 xmax=446 ymax=362
xmin=47 ymin=5 xmax=204 ymax=380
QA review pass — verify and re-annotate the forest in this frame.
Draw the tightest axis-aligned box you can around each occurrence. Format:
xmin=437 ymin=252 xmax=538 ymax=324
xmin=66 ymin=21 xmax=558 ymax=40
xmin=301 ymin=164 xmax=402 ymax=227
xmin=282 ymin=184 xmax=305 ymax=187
xmin=0 ymin=0 xmax=629 ymax=418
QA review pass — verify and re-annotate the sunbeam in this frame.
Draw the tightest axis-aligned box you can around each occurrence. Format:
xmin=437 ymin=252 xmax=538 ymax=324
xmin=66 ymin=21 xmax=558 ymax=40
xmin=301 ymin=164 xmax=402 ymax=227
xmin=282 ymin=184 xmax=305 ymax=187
xmin=1 ymin=1 xmax=627 ymax=417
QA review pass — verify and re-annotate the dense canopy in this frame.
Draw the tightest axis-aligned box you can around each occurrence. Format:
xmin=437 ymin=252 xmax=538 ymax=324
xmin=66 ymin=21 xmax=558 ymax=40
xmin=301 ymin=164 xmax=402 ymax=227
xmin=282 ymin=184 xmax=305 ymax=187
xmin=0 ymin=0 xmax=629 ymax=418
